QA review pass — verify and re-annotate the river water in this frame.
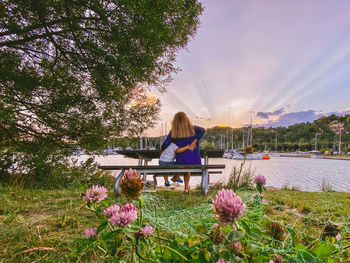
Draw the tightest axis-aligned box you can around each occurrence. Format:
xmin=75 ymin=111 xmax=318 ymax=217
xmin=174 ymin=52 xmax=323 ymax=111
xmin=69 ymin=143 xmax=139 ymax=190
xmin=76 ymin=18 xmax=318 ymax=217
xmin=78 ymin=155 xmax=350 ymax=192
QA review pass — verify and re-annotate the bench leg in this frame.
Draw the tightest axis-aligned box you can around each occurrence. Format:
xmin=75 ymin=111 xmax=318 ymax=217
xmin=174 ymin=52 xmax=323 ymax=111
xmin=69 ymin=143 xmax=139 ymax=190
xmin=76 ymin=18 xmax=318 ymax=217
xmin=114 ymin=170 xmax=125 ymax=196
xmin=142 ymin=161 xmax=148 ymax=192
xmin=153 ymin=175 xmax=158 ymax=191
xmin=201 ymin=169 xmax=209 ymax=195
xmin=142 ymin=171 xmax=147 ymax=191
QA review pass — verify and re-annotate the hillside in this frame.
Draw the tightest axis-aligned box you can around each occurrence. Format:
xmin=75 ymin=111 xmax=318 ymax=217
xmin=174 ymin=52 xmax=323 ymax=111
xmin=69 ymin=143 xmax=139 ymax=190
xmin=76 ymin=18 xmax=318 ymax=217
xmin=200 ymin=114 xmax=350 ymax=152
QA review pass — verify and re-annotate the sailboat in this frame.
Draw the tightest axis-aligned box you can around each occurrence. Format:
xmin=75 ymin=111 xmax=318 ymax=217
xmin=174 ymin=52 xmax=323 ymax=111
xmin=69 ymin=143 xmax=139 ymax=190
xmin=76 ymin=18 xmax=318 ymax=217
xmin=310 ymin=133 xmax=323 ymax=159
xmin=262 ymin=145 xmax=270 ymax=160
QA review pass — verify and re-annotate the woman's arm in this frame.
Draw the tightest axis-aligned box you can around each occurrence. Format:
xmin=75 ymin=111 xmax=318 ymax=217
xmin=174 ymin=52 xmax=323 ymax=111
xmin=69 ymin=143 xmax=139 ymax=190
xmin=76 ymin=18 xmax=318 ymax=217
xmin=188 ymin=126 xmax=205 ymax=151
xmin=188 ymin=139 xmax=198 ymax=151
xmin=175 ymin=144 xmax=190 ymax=153
xmin=194 ymin=125 xmax=205 ymax=141
xmin=161 ymin=132 xmax=172 ymax=151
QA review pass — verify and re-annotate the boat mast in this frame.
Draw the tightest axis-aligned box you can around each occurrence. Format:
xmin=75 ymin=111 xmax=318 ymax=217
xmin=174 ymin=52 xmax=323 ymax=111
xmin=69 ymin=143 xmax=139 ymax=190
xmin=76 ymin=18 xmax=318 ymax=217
xmin=314 ymin=133 xmax=318 ymax=151
xmin=140 ymin=137 xmax=143 ymax=149
xmin=339 ymin=126 xmax=342 ymax=155
xmin=226 ymin=130 xmax=228 ymax=150
xmin=223 ymin=133 xmax=225 ymax=150
xmin=250 ymin=116 xmax=253 ymax=146
xmin=231 ymin=130 xmax=233 ymax=150
xmin=315 ymin=132 xmax=318 ymax=151
xmin=242 ymin=128 xmax=245 ymax=149
xmin=274 ymin=133 xmax=278 ymax=153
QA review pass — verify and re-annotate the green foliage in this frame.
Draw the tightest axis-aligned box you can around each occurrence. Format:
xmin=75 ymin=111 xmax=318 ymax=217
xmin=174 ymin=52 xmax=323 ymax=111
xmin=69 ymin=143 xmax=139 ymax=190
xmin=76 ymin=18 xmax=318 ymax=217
xmin=0 ymin=0 xmax=203 ymax=178
xmin=226 ymin=158 xmax=255 ymax=191
xmin=0 ymin=156 xmax=114 ymax=189
xmin=2 ymin=185 xmax=350 ymax=262
xmin=75 ymin=184 xmax=349 ymax=262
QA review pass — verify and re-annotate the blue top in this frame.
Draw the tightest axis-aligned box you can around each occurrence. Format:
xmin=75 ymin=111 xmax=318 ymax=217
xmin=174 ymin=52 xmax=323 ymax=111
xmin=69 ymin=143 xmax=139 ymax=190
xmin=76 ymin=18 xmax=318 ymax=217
xmin=161 ymin=125 xmax=205 ymax=164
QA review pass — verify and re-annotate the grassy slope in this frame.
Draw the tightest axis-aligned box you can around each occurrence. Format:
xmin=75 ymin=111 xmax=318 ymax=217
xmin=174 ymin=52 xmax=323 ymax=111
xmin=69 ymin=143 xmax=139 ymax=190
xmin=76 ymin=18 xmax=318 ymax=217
xmin=1 ymin=186 xmax=350 ymax=262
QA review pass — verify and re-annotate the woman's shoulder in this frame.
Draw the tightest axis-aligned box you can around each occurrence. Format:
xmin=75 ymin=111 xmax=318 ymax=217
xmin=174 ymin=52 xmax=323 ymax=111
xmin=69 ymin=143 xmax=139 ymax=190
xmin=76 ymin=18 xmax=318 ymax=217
xmin=194 ymin=125 xmax=205 ymax=132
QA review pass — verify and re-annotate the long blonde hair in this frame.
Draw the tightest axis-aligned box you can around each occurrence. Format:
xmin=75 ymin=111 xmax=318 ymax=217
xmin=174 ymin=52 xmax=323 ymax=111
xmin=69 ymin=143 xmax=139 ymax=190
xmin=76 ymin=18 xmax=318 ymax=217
xmin=171 ymin=112 xmax=195 ymax=138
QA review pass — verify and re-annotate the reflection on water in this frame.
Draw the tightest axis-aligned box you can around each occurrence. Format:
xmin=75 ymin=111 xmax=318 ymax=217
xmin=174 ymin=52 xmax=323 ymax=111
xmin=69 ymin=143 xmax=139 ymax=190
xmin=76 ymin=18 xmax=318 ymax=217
xmin=78 ymin=155 xmax=350 ymax=192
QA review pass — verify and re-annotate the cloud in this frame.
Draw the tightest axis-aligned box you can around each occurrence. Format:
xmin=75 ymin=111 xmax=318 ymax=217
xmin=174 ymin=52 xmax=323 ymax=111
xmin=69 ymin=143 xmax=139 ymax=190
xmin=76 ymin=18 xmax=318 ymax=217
xmin=340 ymin=108 xmax=350 ymax=115
xmin=256 ymin=107 xmax=350 ymax=128
xmin=257 ymin=108 xmax=285 ymax=119
xmin=193 ymin=116 xmax=211 ymax=121
xmin=263 ymin=110 xmax=321 ymax=127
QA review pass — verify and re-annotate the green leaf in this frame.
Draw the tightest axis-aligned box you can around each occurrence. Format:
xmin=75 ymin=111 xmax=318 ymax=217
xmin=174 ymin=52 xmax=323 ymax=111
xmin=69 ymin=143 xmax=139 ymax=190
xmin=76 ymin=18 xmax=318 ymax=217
xmin=249 ymin=227 xmax=264 ymax=238
xmin=287 ymin=226 xmax=296 ymax=244
xmin=314 ymin=244 xmax=336 ymax=260
xmin=228 ymin=230 xmax=244 ymax=242
xmin=158 ymin=244 xmax=188 ymax=261
xmin=201 ymin=248 xmax=210 ymax=262
xmin=139 ymin=197 xmax=144 ymax=206
xmin=240 ymin=220 xmax=251 ymax=235
xmin=102 ymin=229 xmax=122 ymax=241
xmin=159 ymin=258 xmax=171 ymax=263
xmin=77 ymin=239 xmax=94 ymax=253
xmin=297 ymin=249 xmax=317 ymax=263
xmin=295 ymin=243 xmax=307 ymax=250
xmin=288 ymin=257 xmax=299 ymax=263
xmin=124 ymin=232 xmax=136 ymax=245
xmin=96 ymin=221 xmax=108 ymax=235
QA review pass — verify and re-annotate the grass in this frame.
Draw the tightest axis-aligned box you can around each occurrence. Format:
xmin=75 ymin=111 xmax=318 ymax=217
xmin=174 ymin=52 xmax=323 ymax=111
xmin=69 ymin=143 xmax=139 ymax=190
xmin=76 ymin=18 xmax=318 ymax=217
xmin=1 ymin=185 xmax=350 ymax=262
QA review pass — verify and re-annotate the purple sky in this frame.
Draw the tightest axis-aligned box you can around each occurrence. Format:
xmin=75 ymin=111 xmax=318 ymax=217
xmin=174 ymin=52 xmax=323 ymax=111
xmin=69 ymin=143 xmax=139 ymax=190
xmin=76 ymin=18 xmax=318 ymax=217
xmin=149 ymin=0 xmax=350 ymax=135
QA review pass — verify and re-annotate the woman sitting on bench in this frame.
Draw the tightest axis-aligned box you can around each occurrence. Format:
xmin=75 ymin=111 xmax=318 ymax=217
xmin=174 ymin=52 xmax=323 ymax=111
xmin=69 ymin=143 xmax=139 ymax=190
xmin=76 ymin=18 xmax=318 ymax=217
xmin=161 ymin=112 xmax=205 ymax=194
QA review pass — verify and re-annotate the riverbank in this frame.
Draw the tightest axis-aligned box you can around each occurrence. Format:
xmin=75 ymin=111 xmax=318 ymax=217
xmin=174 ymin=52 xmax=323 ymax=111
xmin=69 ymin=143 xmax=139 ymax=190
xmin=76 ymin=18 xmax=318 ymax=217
xmin=323 ymin=156 xmax=350 ymax=160
xmin=1 ymin=185 xmax=350 ymax=262
xmin=279 ymin=154 xmax=350 ymax=160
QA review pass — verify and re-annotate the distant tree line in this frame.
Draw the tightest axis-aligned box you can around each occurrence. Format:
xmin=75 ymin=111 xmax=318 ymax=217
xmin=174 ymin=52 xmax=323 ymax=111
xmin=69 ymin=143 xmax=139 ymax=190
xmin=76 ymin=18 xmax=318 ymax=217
xmin=109 ymin=114 xmax=350 ymax=153
xmin=200 ymin=114 xmax=350 ymax=153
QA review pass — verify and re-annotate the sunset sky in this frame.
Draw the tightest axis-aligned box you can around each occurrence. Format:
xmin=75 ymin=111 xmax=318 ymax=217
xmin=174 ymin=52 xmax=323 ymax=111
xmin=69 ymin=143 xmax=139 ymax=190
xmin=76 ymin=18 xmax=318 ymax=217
xmin=150 ymin=0 xmax=350 ymax=135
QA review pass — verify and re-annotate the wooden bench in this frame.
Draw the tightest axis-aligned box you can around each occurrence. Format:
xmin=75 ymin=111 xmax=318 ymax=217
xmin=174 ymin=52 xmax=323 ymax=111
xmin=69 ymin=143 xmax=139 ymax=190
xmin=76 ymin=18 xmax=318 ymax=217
xmin=98 ymin=164 xmax=225 ymax=195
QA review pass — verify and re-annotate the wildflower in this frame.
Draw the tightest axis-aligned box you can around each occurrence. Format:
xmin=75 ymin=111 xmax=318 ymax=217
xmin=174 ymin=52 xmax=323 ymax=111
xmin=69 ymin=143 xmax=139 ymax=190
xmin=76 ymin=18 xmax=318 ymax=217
xmin=85 ymin=227 xmax=97 ymax=238
xmin=120 ymin=169 xmax=144 ymax=200
xmin=210 ymin=223 xmax=224 ymax=244
xmin=254 ymin=175 xmax=266 ymax=185
xmin=269 ymin=222 xmax=285 ymax=241
xmin=103 ymin=204 xmax=120 ymax=217
xmin=214 ymin=188 xmax=245 ymax=225
xmin=216 ymin=259 xmax=229 ymax=263
xmin=269 ymin=261 xmax=275 ymax=263
xmin=82 ymin=185 xmax=108 ymax=203
xmin=108 ymin=203 xmax=137 ymax=227
xmin=243 ymin=146 xmax=254 ymax=155
xmin=321 ymin=224 xmax=339 ymax=241
xmin=228 ymin=241 xmax=241 ymax=253
xmin=140 ymin=225 xmax=155 ymax=238
xmin=120 ymin=203 xmax=136 ymax=213
xmin=273 ymin=254 xmax=283 ymax=263
xmin=336 ymin=232 xmax=342 ymax=242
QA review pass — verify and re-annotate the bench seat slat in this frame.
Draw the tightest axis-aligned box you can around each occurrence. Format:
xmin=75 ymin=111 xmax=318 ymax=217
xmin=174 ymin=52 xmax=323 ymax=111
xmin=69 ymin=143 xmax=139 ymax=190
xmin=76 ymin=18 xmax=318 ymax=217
xmin=98 ymin=164 xmax=225 ymax=170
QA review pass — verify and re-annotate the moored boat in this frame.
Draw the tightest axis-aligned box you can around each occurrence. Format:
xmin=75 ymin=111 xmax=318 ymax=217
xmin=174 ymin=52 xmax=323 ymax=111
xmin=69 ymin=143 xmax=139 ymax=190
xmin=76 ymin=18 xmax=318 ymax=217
xmin=223 ymin=151 xmax=233 ymax=159
xmin=262 ymin=154 xmax=270 ymax=160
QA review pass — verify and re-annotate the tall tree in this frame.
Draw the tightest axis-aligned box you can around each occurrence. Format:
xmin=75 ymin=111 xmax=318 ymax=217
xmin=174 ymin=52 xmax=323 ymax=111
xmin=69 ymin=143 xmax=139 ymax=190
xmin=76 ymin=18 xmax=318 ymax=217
xmin=0 ymin=0 xmax=203 ymax=177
